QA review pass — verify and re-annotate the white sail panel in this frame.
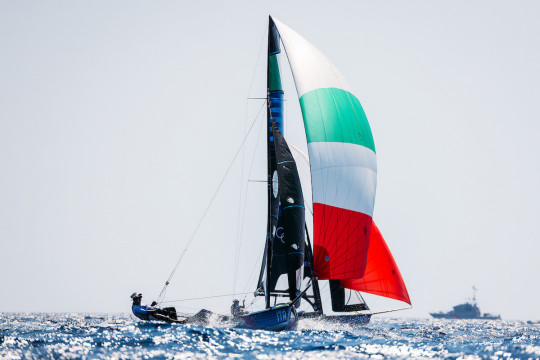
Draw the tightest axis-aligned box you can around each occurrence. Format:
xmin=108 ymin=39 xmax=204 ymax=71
xmin=308 ymin=142 xmax=377 ymax=216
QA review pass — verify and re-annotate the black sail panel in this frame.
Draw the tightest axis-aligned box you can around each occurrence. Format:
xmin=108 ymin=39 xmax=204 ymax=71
xmin=271 ymin=121 xmax=305 ymax=301
xmin=268 ymin=215 xmax=287 ymax=291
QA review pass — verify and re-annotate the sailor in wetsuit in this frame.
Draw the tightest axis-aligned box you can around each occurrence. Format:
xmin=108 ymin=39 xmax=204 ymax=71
xmin=131 ymin=293 xmax=186 ymax=323
xmin=231 ymin=299 xmax=247 ymax=317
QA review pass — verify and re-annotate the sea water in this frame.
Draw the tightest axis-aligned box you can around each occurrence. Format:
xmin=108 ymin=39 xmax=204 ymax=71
xmin=1 ymin=313 xmax=539 ymax=359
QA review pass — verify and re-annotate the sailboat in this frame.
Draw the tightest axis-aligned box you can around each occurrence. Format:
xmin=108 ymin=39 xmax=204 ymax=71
xmin=150 ymin=32 xmax=312 ymax=329
xmin=146 ymin=16 xmax=410 ymax=330
xmin=250 ymin=16 xmax=412 ymax=324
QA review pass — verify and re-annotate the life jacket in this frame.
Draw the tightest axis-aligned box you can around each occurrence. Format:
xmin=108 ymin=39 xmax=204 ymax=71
xmin=132 ymin=304 xmax=154 ymax=321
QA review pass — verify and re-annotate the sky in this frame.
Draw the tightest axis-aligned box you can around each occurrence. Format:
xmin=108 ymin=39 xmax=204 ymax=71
xmin=1 ymin=1 xmax=539 ymax=320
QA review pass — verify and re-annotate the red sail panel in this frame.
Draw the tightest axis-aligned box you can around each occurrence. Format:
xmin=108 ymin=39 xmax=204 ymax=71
xmin=341 ymin=222 xmax=411 ymax=305
xmin=313 ymin=203 xmax=372 ymax=280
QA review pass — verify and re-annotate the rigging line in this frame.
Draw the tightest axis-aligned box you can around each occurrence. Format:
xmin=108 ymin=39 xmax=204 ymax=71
xmin=246 ymin=294 xmax=262 ymax=309
xmin=246 ymin=26 xmax=268 ymax=99
xmin=241 ymin=243 xmax=266 ymax=295
xmin=232 ymin=26 xmax=267 ymax=296
xmin=289 ymin=143 xmax=310 ymax=164
xmin=160 ymin=292 xmax=254 ymax=304
xmin=234 ymin=104 xmax=249 ymax=295
xmin=368 ymin=306 xmax=412 ymax=315
xmin=234 ymin=111 xmax=266 ymax=295
xmin=319 ymin=279 xmax=329 ymax=294
xmin=304 ymin=201 xmax=313 ymax=216
xmin=233 ymin=101 xmax=266 ymax=295
xmin=155 ymin=100 xmax=267 ymax=304
xmin=172 ymin=306 xmax=204 ymax=311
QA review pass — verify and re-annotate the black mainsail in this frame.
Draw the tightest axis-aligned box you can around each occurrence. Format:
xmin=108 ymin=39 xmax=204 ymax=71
xmin=256 ymin=17 xmax=305 ymax=308
xmin=271 ymin=122 xmax=305 ymax=301
xmin=256 ymin=121 xmax=306 ymax=305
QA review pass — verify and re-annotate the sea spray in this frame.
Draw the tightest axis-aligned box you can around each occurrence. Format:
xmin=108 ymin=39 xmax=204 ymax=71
xmin=1 ymin=313 xmax=539 ymax=359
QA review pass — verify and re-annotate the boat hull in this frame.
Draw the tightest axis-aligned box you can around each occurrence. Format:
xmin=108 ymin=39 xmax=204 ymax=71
xmin=324 ymin=314 xmax=372 ymax=324
xmin=299 ymin=312 xmax=371 ymax=325
xmin=238 ymin=305 xmax=298 ymax=331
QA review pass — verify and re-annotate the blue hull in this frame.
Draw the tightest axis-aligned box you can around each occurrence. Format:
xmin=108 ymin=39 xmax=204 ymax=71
xmin=238 ymin=305 xmax=298 ymax=331
xmin=299 ymin=312 xmax=371 ymax=325
xmin=324 ymin=314 xmax=371 ymax=324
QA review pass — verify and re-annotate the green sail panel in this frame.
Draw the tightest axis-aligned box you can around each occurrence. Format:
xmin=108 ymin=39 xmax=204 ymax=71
xmin=299 ymin=88 xmax=375 ymax=153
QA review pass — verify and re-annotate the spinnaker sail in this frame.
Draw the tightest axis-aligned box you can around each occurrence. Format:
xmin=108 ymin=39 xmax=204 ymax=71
xmin=270 ymin=16 xmax=410 ymax=316
xmin=272 ymin=18 xmax=376 ymax=281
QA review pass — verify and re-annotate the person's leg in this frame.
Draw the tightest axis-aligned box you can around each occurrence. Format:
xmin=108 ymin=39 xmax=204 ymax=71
xmin=153 ymin=309 xmax=187 ymax=324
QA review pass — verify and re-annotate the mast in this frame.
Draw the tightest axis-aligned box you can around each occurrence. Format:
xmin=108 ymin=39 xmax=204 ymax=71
xmin=264 ymin=16 xmax=284 ymax=309
xmin=264 ymin=16 xmax=272 ymax=309
xmin=257 ymin=17 xmax=308 ymax=307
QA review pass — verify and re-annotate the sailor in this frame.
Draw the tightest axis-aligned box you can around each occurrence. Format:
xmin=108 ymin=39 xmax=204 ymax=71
xmin=231 ymin=299 xmax=247 ymax=317
xmin=131 ymin=293 xmax=157 ymax=321
xmin=131 ymin=292 xmax=186 ymax=323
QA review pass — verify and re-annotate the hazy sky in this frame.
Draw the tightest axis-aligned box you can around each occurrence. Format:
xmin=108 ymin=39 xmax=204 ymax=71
xmin=1 ymin=1 xmax=539 ymax=320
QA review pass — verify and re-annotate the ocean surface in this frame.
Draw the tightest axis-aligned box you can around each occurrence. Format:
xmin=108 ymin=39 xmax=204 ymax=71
xmin=1 ymin=313 xmax=539 ymax=359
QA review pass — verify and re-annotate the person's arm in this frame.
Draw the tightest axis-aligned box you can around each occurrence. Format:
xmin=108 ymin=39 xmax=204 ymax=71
xmin=141 ymin=305 xmax=157 ymax=314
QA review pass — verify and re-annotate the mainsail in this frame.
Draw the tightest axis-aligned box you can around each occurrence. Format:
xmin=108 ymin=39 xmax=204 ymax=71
xmin=271 ymin=122 xmax=305 ymax=301
xmin=257 ymin=18 xmax=305 ymax=307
